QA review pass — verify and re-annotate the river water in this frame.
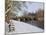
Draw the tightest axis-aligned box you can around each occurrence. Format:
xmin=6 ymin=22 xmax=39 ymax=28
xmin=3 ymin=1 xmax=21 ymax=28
xmin=5 ymin=20 xmax=44 ymax=35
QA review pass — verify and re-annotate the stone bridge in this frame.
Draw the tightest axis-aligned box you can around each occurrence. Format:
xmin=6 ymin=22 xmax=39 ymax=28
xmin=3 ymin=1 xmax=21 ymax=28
xmin=12 ymin=16 xmax=36 ymax=22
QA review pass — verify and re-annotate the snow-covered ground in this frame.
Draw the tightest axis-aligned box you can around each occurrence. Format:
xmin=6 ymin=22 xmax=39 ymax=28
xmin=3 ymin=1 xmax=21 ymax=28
xmin=5 ymin=20 xmax=44 ymax=35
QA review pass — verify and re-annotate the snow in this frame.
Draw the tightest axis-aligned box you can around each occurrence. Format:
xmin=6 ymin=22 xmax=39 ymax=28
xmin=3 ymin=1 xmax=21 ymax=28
xmin=5 ymin=20 xmax=44 ymax=35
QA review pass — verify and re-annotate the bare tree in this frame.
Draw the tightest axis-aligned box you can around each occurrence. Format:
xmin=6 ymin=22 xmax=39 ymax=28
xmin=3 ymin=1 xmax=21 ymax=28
xmin=35 ymin=9 xmax=44 ymax=22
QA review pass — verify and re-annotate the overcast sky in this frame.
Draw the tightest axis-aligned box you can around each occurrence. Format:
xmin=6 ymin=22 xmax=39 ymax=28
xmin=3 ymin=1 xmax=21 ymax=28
xmin=25 ymin=2 xmax=44 ymax=13
xmin=11 ymin=2 xmax=44 ymax=16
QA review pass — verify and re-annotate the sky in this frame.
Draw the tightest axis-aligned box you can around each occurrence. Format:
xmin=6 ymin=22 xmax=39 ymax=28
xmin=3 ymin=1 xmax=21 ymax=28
xmin=12 ymin=2 xmax=44 ymax=17
xmin=21 ymin=2 xmax=44 ymax=13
